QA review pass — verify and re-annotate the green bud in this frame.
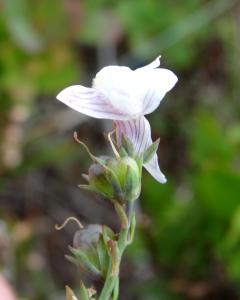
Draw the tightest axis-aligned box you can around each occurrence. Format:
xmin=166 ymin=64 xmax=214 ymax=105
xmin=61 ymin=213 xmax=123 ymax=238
xmin=81 ymin=154 xmax=141 ymax=202
xmin=107 ymin=157 xmax=141 ymax=201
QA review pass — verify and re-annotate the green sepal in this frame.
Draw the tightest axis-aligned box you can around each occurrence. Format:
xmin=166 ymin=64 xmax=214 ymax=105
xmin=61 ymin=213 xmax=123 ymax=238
xmin=85 ymin=244 xmax=101 ymax=271
xmin=89 ymin=158 xmax=124 ymax=201
xmin=78 ymin=184 xmax=97 ymax=193
xmin=121 ymin=134 xmax=134 ymax=157
xmin=135 ymin=154 xmax=143 ymax=178
xmin=69 ymin=246 xmax=101 ymax=277
xmin=97 ymin=236 xmax=109 ymax=277
xmin=119 ymin=147 xmax=128 ymax=158
xmin=80 ymin=281 xmax=90 ymax=300
xmin=143 ymin=138 xmax=160 ymax=164
xmin=65 ymin=254 xmax=79 ymax=266
xmin=124 ymin=165 xmax=141 ymax=201
xmin=104 ymin=168 xmax=124 ymax=201
xmin=108 ymin=156 xmax=141 ymax=202
xmin=79 ymin=183 xmax=113 ymax=199
xmin=94 ymin=155 xmax=111 ymax=169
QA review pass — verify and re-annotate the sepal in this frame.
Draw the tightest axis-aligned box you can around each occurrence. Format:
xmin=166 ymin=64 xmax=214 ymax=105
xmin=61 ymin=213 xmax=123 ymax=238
xmin=121 ymin=134 xmax=134 ymax=157
xmin=80 ymin=156 xmax=141 ymax=203
xmin=96 ymin=235 xmax=109 ymax=277
xmin=143 ymin=138 xmax=160 ymax=164
xmin=69 ymin=246 xmax=101 ymax=277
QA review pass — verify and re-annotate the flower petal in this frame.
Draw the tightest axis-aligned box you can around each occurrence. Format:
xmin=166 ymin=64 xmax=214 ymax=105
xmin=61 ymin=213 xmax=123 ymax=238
xmin=115 ymin=116 xmax=166 ymax=183
xmin=144 ymin=153 xmax=167 ymax=183
xmin=56 ymin=85 xmax=130 ymax=120
xmin=136 ymin=55 xmax=161 ymax=71
xmin=93 ymin=67 xmax=144 ymax=117
xmin=135 ymin=68 xmax=178 ymax=115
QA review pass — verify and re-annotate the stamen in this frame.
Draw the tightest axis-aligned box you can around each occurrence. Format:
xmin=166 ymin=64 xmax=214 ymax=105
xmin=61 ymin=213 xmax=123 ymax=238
xmin=55 ymin=216 xmax=84 ymax=231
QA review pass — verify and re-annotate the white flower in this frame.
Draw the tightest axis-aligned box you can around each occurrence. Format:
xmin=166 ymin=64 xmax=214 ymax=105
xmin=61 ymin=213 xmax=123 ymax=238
xmin=57 ymin=56 xmax=178 ymax=183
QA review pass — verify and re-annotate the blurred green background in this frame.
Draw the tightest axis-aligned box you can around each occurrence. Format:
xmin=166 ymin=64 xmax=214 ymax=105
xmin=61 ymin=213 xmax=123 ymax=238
xmin=1 ymin=0 xmax=240 ymax=299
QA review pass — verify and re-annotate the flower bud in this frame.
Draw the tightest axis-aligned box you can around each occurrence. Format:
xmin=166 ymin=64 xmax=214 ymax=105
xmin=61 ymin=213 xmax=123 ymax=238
xmin=86 ymin=156 xmax=141 ymax=202
xmin=106 ymin=156 xmax=141 ymax=201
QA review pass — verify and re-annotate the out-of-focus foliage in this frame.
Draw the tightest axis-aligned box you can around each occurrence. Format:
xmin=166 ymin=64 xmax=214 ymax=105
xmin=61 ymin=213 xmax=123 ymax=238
xmin=1 ymin=0 xmax=240 ymax=299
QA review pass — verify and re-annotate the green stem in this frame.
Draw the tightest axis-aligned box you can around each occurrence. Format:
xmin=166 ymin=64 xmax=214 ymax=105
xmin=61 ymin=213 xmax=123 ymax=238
xmin=112 ymin=278 xmax=119 ymax=300
xmin=98 ymin=207 xmax=136 ymax=300
xmin=98 ymin=267 xmax=118 ymax=300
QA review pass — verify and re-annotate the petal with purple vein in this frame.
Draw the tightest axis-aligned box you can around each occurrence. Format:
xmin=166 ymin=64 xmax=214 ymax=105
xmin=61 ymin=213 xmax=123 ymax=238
xmin=115 ymin=116 xmax=166 ymax=183
xmin=57 ymin=85 xmax=131 ymax=120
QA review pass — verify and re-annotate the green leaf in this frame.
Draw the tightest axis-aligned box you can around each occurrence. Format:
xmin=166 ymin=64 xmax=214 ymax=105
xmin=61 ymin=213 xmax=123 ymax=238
xmin=143 ymin=138 xmax=160 ymax=164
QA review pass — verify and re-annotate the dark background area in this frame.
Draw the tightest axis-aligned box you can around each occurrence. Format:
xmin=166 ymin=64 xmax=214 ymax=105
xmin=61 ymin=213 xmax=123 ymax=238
xmin=1 ymin=0 xmax=240 ymax=299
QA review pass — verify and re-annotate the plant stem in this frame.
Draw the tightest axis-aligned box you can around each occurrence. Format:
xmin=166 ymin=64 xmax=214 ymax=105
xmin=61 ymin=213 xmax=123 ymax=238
xmin=98 ymin=268 xmax=118 ymax=300
xmin=112 ymin=278 xmax=119 ymax=300
xmin=98 ymin=207 xmax=136 ymax=300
